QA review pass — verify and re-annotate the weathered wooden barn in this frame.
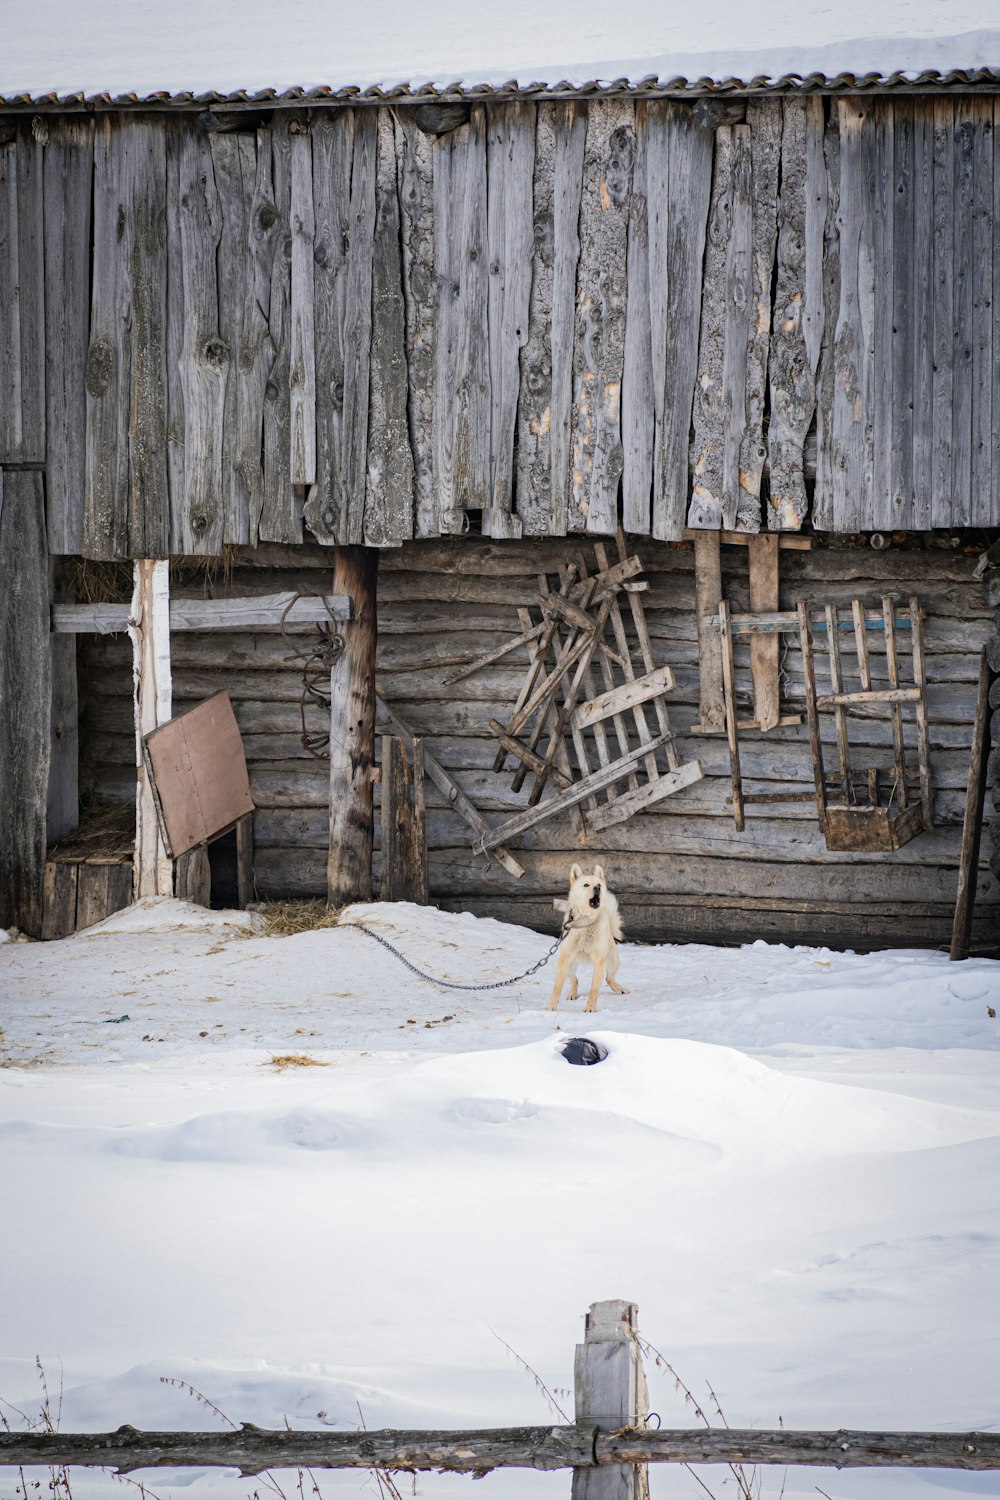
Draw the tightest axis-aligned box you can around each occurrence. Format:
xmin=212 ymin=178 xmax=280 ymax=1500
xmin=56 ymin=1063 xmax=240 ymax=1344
xmin=1 ymin=63 xmax=998 ymax=951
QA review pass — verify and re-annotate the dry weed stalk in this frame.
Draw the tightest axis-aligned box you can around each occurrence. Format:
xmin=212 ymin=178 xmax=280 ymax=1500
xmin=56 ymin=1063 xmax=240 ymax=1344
xmin=264 ymin=1055 xmax=331 ymax=1072
xmin=489 ymin=1329 xmax=571 ymax=1424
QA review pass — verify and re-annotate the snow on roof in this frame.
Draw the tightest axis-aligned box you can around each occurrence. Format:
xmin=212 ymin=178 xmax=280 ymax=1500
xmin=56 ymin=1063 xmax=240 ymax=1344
xmin=2 ymin=0 xmax=1000 ymax=104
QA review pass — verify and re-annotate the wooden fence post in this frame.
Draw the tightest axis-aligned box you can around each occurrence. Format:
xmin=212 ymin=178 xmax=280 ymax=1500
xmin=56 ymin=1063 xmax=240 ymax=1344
xmin=130 ymin=560 xmax=173 ymax=899
xmin=573 ymin=1300 xmax=649 ymax=1500
xmin=380 ymin=734 xmax=428 ymax=904
xmin=328 ymin=546 xmax=378 ymax=907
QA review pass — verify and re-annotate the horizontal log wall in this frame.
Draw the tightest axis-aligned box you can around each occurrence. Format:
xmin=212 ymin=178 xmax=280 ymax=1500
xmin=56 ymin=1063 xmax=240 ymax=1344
xmin=76 ymin=538 xmax=998 ymax=950
xmin=5 ymin=97 xmax=999 ymax=556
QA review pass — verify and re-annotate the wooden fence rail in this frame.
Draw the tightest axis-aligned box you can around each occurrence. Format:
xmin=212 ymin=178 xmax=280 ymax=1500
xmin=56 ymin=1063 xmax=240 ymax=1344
xmin=1 ymin=1303 xmax=996 ymax=1489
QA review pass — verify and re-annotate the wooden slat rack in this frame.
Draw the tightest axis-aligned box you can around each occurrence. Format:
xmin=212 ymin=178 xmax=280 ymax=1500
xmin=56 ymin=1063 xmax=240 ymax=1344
xmin=463 ymin=531 xmax=703 ymax=855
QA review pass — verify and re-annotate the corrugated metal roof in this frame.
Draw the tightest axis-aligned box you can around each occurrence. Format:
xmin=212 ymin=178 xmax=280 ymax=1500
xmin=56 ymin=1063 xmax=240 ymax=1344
xmin=3 ymin=68 xmax=1000 ymax=110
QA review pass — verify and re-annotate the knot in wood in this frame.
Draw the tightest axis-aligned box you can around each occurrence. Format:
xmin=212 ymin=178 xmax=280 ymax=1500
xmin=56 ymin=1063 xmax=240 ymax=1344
xmin=191 ymin=512 xmax=209 ymax=535
xmin=85 ymin=338 xmax=115 ymax=397
xmin=257 ymin=203 xmax=278 ymax=233
xmin=314 ymin=240 xmax=329 ymax=267
xmin=201 ymin=338 xmax=229 ymax=370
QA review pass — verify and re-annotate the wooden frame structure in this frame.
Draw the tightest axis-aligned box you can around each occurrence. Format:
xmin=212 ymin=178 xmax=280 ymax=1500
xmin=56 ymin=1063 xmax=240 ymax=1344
xmin=474 ymin=532 xmax=702 ymax=854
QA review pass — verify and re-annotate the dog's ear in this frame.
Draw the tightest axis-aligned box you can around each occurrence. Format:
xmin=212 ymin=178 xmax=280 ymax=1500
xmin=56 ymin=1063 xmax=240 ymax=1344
xmin=593 ymin=864 xmax=606 ymax=883
xmin=569 ymin=863 xmax=582 ymax=883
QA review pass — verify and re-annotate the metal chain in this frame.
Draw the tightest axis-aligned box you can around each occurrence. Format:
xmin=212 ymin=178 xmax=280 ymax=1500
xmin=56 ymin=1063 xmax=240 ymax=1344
xmin=342 ymin=920 xmax=566 ymax=991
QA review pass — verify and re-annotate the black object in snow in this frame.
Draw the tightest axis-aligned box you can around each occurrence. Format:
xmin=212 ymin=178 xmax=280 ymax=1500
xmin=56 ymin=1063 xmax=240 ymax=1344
xmin=560 ymin=1037 xmax=608 ymax=1066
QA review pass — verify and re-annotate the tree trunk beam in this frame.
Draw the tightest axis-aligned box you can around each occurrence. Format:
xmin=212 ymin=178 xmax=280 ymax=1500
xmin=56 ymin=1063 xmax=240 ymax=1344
xmin=2 ymin=1427 xmax=995 ymax=1475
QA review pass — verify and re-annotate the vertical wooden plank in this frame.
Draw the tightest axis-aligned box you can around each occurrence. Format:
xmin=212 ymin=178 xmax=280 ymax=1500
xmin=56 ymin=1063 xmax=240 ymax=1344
xmin=950 ymin=650 xmax=993 ymax=960
xmin=307 ymin=111 xmax=354 ymax=544
xmin=871 ymin=99 xmax=895 ymax=531
xmin=738 ymin=99 xmax=780 ymax=532
xmin=47 ymin=561 xmax=79 ymax=845
xmin=824 ymin=603 xmax=850 ymax=800
xmin=366 ymin=108 xmax=415 ymax=547
xmin=693 ymin=532 xmax=724 ymax=731
xmin=85 ymin=119 xmax=131 ymax=559
xmin=994 ymin=98 xmax=1000 ymax=528
xmin=171 ymin=123 xmax=228 ymax=555
xmin=852 ymin=598 xmax=872 ymax=691
xmin=689 ymin=125 xmax=735 ymax=529
xmin=910 ymin=596 xmax=933 ymax=829
xmin=484 ymin=100 xmax=533 ymax=538
xmin=515 ymin=103 xmax=587 ymax=537
xmin=210 ymin=129 xmax=278 ymax=545
xmin=235 ymin=812 xmax=254 ymax=909
xmin=882 ymin=595 xmax=908 ymax=806
xmin=515 ymin=103 xmax=557 ymax=536
xmin=653 ymin=102 xmax=713 ymax=540
xmin=451 ymin=104 xmax=491 ymax=531
xmin=44 ymin=118 xmax=94 ymax=554
xmin=829 ymin=99 xmax=875 ymax=533
xmin=379 ymin=735 xmax=428 ymax=905
xmin=812 ymin=101 xmax=840 ymax=530
xmin=551 ymin=103 xmax=588 ymax=535
xmin=128 ymin=122 xmax=170 ymax=560
xmin=0 ymin=121 xmax=44 ymax=464
xmin=889 ymin=98 xmax=914 ymax=529
xmin=797 ymin=602 xmax=827 ymax=827
xmin=970 ymin=99 xmax=994 ymax=527
xmin=621 ymin=100 xmax=653 ymax=535
xmin=393 ymin=111 xmax=436 ymax=538
xmin=719 ymin=126 xmax=752 ymax=530
xmin=342 ymin=111 xmax=378 ymax=543
xmin=260 ymin=118 xmax=300 ymax=543
xmin=431 ymin=123 xmax=461 ymax=533
xmin=42 ymin=862 xmax=78 ymax=941
xmin=0 ymin=472 xmax=50 ymax=936
xmin=748 ymin=533 xmax=780 ymax=730
xmin=718 ymin=600 xmax=744 ymax=831
xmin=570 ymin=98 xmax=635 ymax=535
xmin=328 ymin=546 xmax=377 ymax=906
xmin=174 ymin=844 xmax=211 ymax=907
xmin=572 ymin=1300 xmax=649 ymax=1500
xmin=289 ymin=122 xmax=316 ymax=488
xmin=911 ymin=101 xmax=934 ymax=531
xmin=76 ymin=865 xmax=112 ymax=932
xmin=931 ymin=98 xmax=955 ymax=528
xmin=164 ymin=121 xmax=186 ymax=548
xmin=769 ymin=98 xmax=818 ymax=531
xmin=952 ymin=98 xmax=976 ymax=528
xmin=131 ymin=560 xmax=172 ymax=899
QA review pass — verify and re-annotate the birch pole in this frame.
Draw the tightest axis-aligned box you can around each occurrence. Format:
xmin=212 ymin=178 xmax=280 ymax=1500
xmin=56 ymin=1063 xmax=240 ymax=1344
xmin=130 ymin=560 xmax=173 ymax=898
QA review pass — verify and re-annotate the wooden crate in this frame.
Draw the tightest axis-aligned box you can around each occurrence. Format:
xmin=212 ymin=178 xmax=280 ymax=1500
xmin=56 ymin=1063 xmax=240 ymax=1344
xmin=823 ymin=801 xmax=926 ymax=853
xmin=43 ymin=802 xmax=135 ymax=939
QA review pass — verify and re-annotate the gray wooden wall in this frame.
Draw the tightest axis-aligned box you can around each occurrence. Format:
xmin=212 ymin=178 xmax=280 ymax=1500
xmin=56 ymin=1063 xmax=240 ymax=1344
xmin=3 ymin=95 xmax=999 ymax=561
xmin=76 ymin=538 xmax=999 ymax=951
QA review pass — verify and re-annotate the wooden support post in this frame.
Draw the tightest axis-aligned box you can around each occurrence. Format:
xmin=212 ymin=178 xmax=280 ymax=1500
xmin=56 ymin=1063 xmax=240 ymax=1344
xmin=748 ymin=532 xmax=780 ymax=731
xmin=379 ymin=734 xmax=428 ymax=905
xmin=572 ymin=1300 xmax=649 ymax=1500
xmin=130 ymin=560 xmax=173 ymax=900
xmin=693 ymin=531 xmax=725 ymax=731
xmin=235 ymin=812 xmax=254 ymax=909
xmin=718 ymin=599 xmax=745 ymax=831
xmin=0 ymin=471 xmax=50 ymax=936
xmin=328 ymin=546 xmax=378 ymax=907
xmin=950 ymin=648 xmax=994 ymax=960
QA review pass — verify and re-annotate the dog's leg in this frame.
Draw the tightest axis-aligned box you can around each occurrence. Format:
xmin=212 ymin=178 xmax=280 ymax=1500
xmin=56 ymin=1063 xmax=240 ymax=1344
xmin=567 ymin=965 xmax=579 ymax=1002
xmin=547 ymin=947 xmax=572 ymax=1010
xmin=606 ymin=941 xmax=628 ymax=995
xmin=585 ymin=956 xmax=606 ymax=1012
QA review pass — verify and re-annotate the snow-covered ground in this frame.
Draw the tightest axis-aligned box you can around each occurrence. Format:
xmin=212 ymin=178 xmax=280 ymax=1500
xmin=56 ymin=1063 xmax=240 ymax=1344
xmin=1 ymin=897 xmax=998 ymax=1500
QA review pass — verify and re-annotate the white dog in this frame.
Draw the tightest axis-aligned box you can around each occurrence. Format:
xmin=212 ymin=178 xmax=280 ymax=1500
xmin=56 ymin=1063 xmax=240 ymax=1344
xmin=547 ymin=863 xmax=628 ymax=1012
